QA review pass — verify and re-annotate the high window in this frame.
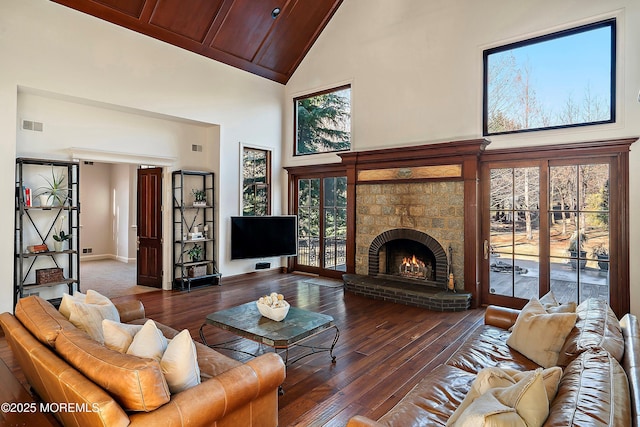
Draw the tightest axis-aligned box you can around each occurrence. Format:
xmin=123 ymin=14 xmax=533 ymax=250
xmin=483 ymin=19 xmax=615 ymax=135
xmin=242 ymin=147 xmax=271 ymax=216
xmin=294 ymin=85 xmax=351 ymax=155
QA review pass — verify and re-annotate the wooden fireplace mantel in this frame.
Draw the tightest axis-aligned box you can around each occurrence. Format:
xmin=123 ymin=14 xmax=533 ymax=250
xmin=339 ymin=138 xmax=490 ymax=308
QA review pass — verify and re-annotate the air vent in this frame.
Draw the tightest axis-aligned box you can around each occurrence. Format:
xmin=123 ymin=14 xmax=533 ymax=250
xmin=84 ymin=161 xmax=94 ymax=165
xmin=192 ymin=144 xmax=202 ymax=152
xmin=22 ymin=120 xmax=43 ymax=132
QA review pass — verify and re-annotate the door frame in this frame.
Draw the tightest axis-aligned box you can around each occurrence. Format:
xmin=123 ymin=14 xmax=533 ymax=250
xmin=71 ymin=149 xmax=175 ymax=290
xmin=285 ymin=163 xmax=347 ymax=279
xmin=478 ymin=138 xmax=634 ymax=317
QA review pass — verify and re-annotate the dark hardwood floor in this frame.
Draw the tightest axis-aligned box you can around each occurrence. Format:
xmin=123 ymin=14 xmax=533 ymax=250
xmin=0 ymin=272 xmax=486 ymax=427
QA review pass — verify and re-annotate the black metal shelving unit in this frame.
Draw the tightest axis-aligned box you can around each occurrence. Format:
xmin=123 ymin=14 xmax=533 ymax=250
xmin=14 ymin=158 xmax=80 ymax=308
xmin=172 ymin=170 xmax=220 ymax=291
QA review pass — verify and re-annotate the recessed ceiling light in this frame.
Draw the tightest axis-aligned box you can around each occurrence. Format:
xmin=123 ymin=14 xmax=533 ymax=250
xmin=271 ymin=7 xmax=281 ymax=19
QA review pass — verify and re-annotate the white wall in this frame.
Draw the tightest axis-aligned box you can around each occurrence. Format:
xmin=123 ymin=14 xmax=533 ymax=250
xmin=79 ymin=161 xmax=112 ymax=258
xmin=286 ymin=0 xmax=640 ymax=315
xmin=0 ymin=0 xmax=284 ymax=314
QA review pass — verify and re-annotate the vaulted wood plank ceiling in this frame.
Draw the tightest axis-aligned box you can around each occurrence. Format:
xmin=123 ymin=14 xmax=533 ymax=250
xmin=51 ymin=0 xmax=343 ymax=84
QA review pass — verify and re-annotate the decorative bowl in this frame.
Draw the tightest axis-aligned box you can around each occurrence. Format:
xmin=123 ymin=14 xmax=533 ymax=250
xmin=256 ymin=300 xmax=290 ymax=321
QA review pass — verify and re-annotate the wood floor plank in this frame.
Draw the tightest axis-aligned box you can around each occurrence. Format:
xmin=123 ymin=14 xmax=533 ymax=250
xmin=0 ymin=273 xmax=485 ymax=426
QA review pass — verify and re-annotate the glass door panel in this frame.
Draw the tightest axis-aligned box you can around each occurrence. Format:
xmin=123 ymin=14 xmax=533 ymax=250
xmin=323 ymin=177 xmax=347 ymax=271
xmin=297 ymin=178 xmax=320 ymax=267
xmin=488 ymin=167 xmax=540 ymax=299
xmin=549 ymin=163 xmax=609 ymax=304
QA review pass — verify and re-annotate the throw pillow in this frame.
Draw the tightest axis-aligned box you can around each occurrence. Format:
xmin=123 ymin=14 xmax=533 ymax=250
xmin=161 ymin=329 xmax=201 ymax=393
xmin=539 ymin=291 xmax=558 ymax=309
xmin=450 ymin=369 xmax=549 ymax=427
xmin=506 ymin=298 xmax=577 ymax=368
xmin=59 ymin=291 xmax=86 ymax=319
xmin=127 ymin=319 xmax=168 ymax=361
xmin=102 ymin=319 xmax=144 ymax=353
xmin=448 ymin=366 xmax=561 ymax=425
xmin=66 ymin=292 xmax=120 ymax=343
xmin=539 ymin=291 xmax=576 ymax=313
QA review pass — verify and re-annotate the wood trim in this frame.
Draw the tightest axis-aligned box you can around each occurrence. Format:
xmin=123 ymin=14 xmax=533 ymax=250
xmin=357 ymin=164 xmax=462 ymax=182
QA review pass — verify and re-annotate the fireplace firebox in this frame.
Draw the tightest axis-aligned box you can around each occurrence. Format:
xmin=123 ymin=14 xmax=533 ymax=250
xmin=368 ymin=229 xmax=448 ymax=289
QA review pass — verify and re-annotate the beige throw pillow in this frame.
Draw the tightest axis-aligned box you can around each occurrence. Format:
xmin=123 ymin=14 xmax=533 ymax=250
xmin=507 ymin=298 xmax=577 ymax=368
xmin=102 ymin=319 xmax=144 ymax=353
xmin=448 ymin=366 xmax=561 ymax=425
xmin=450 ymin=369 xmax=549 ymax=427
xmin=127 ymin=319 xmax=168 ymax=361
xmin=66 ymin=291 xmax=120 ymax=343
xmin=161 ymin=329 xmax=201 ymax=393
xmin=539 ymin=291 xmax=576 ymax=313
xmin=59 ymin=292 xmax=86 ymax=319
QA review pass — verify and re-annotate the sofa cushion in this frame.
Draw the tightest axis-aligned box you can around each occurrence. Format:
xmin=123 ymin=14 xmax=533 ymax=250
xmin=546 ymin=348 xmax=631 ymax=426
xmin=59 ymin=292 xmax=86 ymax=318
xmin=377 ymin=364 xmax=477 ymax=426
xmin=506 ymin=298 xmax=577 ymax=368
xmin=14 ymin=295 xmax=75 ymax=347
xmin=448 ymin=369 xmax=549 ymax=427
xmin=446 ymin=324 xmax=540 ymax=374
xmin=55 ymin=327 xmax=170 ymax=411
xmin=102 ymin=319 xmax=143 ymax=353
xmin=126 ymin=320 xmax=168 ymax=361
xmin=557 ymin=298 xmax=624 ymax=367
xmin=65 ymin=290 xmax=120 ymax=344
xmin=161 ymin=329 xmax=201 ymax=393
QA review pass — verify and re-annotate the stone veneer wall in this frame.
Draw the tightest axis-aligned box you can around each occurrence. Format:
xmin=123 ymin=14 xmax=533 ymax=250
xmin=355 ymin=181 xmax=465 ymax=289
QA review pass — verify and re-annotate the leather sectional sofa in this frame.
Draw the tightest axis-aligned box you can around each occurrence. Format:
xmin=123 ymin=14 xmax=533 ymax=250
xmin=0 ymin=295 xmax=286 ymax=427
xmin=348 ymin=298 xmax=640 ymax=426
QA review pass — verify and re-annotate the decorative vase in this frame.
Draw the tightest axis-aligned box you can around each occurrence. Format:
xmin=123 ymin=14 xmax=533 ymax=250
xmin=39 ymin=194 xmax=53 ymax=207
xmin=53 ymin=241 xmax=63 ymax=252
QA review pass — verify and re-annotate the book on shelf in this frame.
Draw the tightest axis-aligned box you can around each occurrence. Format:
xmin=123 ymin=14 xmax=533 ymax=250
xmin=27 ymin=244 xmax=49 ymax=253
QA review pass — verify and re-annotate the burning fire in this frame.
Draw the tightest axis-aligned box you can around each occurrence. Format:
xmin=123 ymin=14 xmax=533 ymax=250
xmin=399 ymin=255 xmax=428 ymax=279
xmin=401 ymin=255 xmax=425 ymax=269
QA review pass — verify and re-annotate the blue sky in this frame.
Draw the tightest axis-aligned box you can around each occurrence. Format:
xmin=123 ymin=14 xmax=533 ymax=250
xmin=489 ymin=24 xmax=612 ymax=122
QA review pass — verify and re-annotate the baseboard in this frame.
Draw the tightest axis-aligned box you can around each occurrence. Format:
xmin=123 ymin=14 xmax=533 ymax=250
xmin=80 ymin=254 xmax=136 ymax=263
xmin=221 ymin=267 xmax=286 ymax=285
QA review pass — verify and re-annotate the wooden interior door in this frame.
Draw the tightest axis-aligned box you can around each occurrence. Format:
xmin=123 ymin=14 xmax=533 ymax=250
xmin=137 ymin=167 xmax=163 ymax=288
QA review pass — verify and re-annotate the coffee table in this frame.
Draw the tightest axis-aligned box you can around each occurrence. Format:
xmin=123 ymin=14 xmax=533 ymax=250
xmin=199 ymin=301 xmax=339 ymax=367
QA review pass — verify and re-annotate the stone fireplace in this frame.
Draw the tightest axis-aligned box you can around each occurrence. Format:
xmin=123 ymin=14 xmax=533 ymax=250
xmin=339 ymin=139 xmax=490 ymax=311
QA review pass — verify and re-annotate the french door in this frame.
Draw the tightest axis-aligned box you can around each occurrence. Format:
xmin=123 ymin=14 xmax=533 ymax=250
xmin=482 ymin=157 xmax=618 ymax=310
xmin=293 ymin=173 xmax=347 ymax=278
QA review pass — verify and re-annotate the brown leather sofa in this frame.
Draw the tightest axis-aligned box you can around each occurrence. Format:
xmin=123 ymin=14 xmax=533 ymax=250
xmin=0 ymin=296 xmax=286 ymax=427
xmin=348 ymin=298 xmax=640 ymax=426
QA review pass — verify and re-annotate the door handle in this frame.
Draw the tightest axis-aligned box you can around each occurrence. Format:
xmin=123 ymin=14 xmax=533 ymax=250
xmin=483 ymin=240 xmax=489 ymax=260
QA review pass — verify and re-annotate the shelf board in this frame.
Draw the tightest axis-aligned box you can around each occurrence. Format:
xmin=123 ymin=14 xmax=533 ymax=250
xmin=175 ymin=238 xmax=214 ymax=243
xmin=19 ymin=250 xmax=78 ymax=258
xmin=23 ymin=279 xmax=78 ymax=290
xmin=177 ymin=260 xmax=214 ymax=267
xmin=19 ymin=206 xmax=79 ymax=211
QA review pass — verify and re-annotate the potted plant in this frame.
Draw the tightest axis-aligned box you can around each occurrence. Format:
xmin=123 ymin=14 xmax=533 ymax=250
xmin=192 ymin=189 xmax=207 ymax=207
xmin=53 ymin=215 xmax=72 ymax=251
xmin=591 ymin=243 xmax=609 ymax=271
xmin=568 ymin=229 xmax=588 ymax=270
xmin=36 ymin=168 xmax=68 ymax=207
xmin=186 ymin=243 xmax=203 ymax=262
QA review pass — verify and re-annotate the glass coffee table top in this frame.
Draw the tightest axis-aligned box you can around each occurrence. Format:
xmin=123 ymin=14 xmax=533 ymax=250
xmin=200 ymin=301 xmax=339 ymax=365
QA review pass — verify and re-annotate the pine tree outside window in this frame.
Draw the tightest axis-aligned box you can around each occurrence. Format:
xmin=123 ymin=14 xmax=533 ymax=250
xmin=295 ymin=85 xmax=351 ymax=155
xmin=242 ymin=147 xmax=271 ymax=216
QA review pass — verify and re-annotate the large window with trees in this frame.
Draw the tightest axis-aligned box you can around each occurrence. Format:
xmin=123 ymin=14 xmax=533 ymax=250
xmin=242 ymin=147 xmax=271 ymax=216
xmin=294 ymin=85 xmax=351 ymax=155
xmin=483 ymin=19 xmax=615 ymax=135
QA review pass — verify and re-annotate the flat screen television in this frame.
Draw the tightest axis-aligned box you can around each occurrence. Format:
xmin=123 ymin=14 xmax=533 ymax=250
xmin=231 ymin=215 xmax=298 ymax=260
